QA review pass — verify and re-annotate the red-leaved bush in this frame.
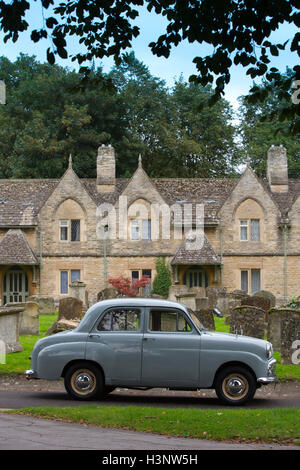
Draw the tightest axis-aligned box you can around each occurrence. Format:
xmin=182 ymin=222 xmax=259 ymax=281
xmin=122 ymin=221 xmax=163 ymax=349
xmin=108 ymin=275 xmax=150 ymax=297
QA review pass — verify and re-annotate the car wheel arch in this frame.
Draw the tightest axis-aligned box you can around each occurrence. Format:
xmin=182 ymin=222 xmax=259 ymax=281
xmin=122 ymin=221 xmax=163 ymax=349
xmin=61 ymin=359 xmax=105 ymax=381
xmin=212 ymin=361 xmax=257 ymax=387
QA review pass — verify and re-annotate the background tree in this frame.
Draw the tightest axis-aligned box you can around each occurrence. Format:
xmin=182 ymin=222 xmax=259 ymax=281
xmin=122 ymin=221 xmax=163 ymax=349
xmin=0 ymin=53 xmax=241 ymax=179
xmin=0 ymin=0 xmax=298 ymax=133
xmin=108 ymin=275 xmax=151 ymax=297
xmin=152 ymin=258 xmax=172 ymax=299
xmin=239 ymin=69 xmax=300 ymax=178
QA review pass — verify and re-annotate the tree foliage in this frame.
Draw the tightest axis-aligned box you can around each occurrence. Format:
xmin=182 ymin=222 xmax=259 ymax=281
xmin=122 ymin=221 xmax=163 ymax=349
xmin=108 ymin=274 xmax=150 ymax=297
xmin=239 ymin=68 xmax=300 ymax=178
xmin=0 ymin=53 xmax=241 ymax=178
xmin=0 ymin=0 xmax=299 ymax=133
xmin=152 ymin=257 xmax=172 ymax=298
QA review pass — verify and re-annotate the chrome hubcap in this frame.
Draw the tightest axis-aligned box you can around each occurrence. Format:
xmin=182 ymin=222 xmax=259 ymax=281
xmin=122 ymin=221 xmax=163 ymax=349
xmin=71 ymin=369 xmax=96 ymax=395
xmin=76 ymin=373 xmax=93 ymax=391
xmin=222 ymin=374 xmax=249 ymax=400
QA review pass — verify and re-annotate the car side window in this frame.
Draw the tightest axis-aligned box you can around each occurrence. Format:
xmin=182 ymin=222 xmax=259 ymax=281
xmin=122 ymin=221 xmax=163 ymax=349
xmin=97 ymin=308 xmax=141 ymax=331
xmin=149 ymin=309 xmax=192 ymax=332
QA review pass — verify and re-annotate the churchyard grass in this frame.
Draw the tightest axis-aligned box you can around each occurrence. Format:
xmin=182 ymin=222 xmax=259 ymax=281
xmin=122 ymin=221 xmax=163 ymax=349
xmin=7 ymin=406 xmax=300 ymax=445
xmin=0 ymin=314 xmax=299 ymax=380
xmin=0 ymin=313 xmax=57 ymax=375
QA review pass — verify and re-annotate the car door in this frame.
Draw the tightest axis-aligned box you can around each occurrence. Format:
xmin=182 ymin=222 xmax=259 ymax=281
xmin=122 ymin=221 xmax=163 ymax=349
xmin=86 ymin=306 xmax=143 ymax=386
xmin=141 ymin=307 xmax=201 ymax=387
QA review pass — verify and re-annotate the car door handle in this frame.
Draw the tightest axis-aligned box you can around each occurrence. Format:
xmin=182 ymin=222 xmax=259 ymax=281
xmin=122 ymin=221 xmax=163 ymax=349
xmin=143 ymin=337 xmax=155 ymax=341
xmin=89 ymin=333 xmax=101 ymax=338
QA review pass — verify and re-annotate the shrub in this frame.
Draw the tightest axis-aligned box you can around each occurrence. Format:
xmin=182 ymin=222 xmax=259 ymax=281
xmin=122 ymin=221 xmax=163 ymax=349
xmin=152 ymin=258 xmax=172 ymax=298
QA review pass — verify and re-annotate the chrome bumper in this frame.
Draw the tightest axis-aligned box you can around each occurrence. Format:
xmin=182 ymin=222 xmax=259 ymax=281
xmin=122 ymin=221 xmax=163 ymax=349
xmin=25 ymin=369 xmax=37 ymax=380
xmin=257 ymin=358 xmax=277 ymax=385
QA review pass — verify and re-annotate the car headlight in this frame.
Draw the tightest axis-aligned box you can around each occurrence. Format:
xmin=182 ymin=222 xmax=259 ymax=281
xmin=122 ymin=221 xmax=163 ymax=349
xmin=266 ymin=342 xmax=273 ymax=359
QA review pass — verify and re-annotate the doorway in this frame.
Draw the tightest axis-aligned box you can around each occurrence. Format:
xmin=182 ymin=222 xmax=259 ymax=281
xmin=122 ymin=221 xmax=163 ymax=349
xmin=2 ymin=266 xmax=29 ymax=305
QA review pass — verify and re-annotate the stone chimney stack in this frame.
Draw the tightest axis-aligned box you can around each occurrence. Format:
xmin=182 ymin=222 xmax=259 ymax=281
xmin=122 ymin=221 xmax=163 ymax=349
xmin=267 ymin=145 xmax=288 ymax=193
xmin=96 ymin=144 xmax=116 ymax=193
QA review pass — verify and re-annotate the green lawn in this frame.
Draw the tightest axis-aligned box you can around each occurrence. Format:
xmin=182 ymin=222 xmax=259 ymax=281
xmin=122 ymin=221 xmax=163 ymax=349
xmin=0 ymin=313 xmax=57 ymax=375
xmin=8 ymin=406 xmax=300 ymax=445
xmin=0 ymin=314 xmax=299 ymax=380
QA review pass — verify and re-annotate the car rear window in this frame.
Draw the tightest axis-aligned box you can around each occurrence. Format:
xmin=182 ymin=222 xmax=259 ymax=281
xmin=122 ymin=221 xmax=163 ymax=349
xmin=97 ymin=308 xmax=141 ymax=331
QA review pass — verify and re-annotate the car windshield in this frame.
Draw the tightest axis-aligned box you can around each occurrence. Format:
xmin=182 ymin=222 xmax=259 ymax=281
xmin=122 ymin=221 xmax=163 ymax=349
xmin=187 ymin=308 xmax=205 ymax=331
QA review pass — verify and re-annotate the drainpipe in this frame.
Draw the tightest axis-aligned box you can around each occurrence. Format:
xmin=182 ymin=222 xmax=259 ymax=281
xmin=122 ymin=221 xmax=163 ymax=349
xmin=219 ymin=224 xmax=223 ymax=286
xmin=283 ymin=223 xmax=288 ymax=303
xmin=39 ymin=227 xmax=43 ymax=296
xmin=103 ymin=224 xmax=108 ymax=288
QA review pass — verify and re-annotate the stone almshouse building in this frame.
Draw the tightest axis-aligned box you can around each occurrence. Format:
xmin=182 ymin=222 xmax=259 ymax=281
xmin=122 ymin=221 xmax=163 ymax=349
xmin=0 ymin=145 xmax=299 ymax=306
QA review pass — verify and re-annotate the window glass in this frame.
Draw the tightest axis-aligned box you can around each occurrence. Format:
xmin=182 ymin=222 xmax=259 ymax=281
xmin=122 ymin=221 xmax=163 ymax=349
xmin=60 ymin=220 xmax=68 ymax=241
xmin=98 ymin=308 xmax=141 ymax=331
xmin=71 ymin=270 xmax=80 ymax=283
xmin=251 ymin=269 xmax=261 ymax=294
xmin=251 ymin=219 xmax=260 ymax=241
xmin=60 ymin=271 xmax=68 ymax=294
xmin=71 ymin=219 xmax=80 ymax=241
xmin=240 ymin=220 xmax=248 ymax=240
xmin=241 ymin=270 xmax=248 ymax=292
xmin=142 ymin=219 xmax=151 ymax=240
xmin=131 ymin=220 xmax=139 ymax=240
xmin=149 ymin=310 xmax=191 ymax=332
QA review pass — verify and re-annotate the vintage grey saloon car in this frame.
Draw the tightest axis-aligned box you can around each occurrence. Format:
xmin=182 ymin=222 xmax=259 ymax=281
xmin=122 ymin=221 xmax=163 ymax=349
xmin=25 ymin=298 xmax=277 ymax=405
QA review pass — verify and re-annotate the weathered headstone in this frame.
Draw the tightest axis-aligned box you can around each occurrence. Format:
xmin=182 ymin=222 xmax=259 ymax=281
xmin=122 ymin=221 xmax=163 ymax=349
xmin=27 ymin=295 xmax=55 ymax=315
xmin=20 ymin=301 xmax=39 ymax=335
xmin=69 ymin=280 xmax=87 ymax=305
xmin=45 ymin=297 xmax=83 ymax=336
xmin=175 ymin=292 xmax=196 ymax=310
xmin=195 ymin=297 xmax=209 ymax=310
xmin=230 ymin=305 xmax=266 ymax=339
xmin=97 ymin=287 xmax=120 ymax=301
xmin=267 ymin=309 xmax=282 ymax=351
xmin=195 ymin=309 xmax=215 ymax=331
xmin=58 ymin=296 xmax=83 ymax=321
xmin=270 ymin=308 xmax=300 ymax=364
xmin=0 ymin=306 xmax=24 ymax=353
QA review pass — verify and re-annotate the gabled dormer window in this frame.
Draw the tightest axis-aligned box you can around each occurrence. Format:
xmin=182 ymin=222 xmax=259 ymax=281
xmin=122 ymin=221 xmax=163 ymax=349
xmin=60 ymin=219 xmax=81 ymax=242
xmin=240 ymin=219 xmax=260 ymax=242
xmin=130 ymin=219 xmax=151 ymax=241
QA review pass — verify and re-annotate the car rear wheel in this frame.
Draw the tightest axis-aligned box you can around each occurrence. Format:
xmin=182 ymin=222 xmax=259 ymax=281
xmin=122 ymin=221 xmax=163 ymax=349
xmin=64 ymin=362 xmax=104 ymax=400
xmin=214 ymin=366 xmax=256 ymax=406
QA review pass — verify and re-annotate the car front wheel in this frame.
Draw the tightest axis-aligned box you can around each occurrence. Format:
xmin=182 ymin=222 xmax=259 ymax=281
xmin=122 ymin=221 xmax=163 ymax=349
xmin=214 ymin=366 xmax=256 ymax=406
xmin=64 ymin=362 xmax=104 ymax=400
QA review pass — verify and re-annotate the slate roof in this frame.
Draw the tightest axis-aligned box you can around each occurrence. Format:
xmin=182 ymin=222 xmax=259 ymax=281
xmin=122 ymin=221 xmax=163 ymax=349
xmin=0 ymin=179 xmax=58 ymax=226
xmin=0 ymin=229 xmax=39 ymax=265
xmin=171 ymin=233 xmax=221 ymax=265
xmin=0 ymin=174 xmax=299 ymax=228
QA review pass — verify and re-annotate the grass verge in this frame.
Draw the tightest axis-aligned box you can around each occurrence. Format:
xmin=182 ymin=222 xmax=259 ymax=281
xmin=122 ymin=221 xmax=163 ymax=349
xmin=6 ymin=406 xmax=300 ymax=445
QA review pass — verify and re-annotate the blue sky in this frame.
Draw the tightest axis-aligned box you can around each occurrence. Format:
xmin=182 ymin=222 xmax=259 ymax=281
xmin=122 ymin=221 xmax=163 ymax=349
xmin=0 ymin=2 xmax=298 ymax=112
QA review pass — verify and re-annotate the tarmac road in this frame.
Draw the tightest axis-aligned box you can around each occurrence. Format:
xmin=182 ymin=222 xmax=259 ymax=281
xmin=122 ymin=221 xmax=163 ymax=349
xmin=0 ymin=413 xmax=299 ymax=451
xmin=1 ymin=388 xmax=300 ymax=409
xmin=1 ymin=387 xmax=300 ymax=451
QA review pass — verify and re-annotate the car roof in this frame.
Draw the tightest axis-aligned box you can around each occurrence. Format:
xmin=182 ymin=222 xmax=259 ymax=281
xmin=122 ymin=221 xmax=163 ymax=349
xmin=76 ymin=297 xmax=189 ymax=332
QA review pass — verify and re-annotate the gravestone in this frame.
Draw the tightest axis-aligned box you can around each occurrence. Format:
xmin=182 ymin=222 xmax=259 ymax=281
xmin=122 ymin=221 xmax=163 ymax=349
xmin=0 ymin=306 xmax=24 ymax=353
xmin=27 ymin=295 xmax=55 ymax=315
xmin=58 ymin=296 xmax=83 ymax=321
xmin=267 ymin=309 xmax=282 ymax=351
xmin=69 ymin=280 xmax=87 ymax=305
xmin=195 ymin=309 xmax=215 ymax=331
xmin=269 ymin=308 xmax=300 ymax=364
xmin=230 ymin=305 xmax=266 ymax=339
xmin=20 ymin=301 xmax=39 ymax=335
xmin=45 ymin=297 xmax=83 ymax=336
